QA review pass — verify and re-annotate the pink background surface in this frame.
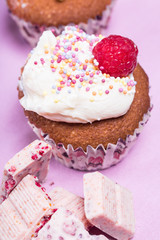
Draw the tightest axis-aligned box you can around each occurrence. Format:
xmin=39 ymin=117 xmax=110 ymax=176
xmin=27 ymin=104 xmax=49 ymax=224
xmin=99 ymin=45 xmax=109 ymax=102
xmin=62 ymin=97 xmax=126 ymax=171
xmin=0 ymin=0 xmax=160 ymax=239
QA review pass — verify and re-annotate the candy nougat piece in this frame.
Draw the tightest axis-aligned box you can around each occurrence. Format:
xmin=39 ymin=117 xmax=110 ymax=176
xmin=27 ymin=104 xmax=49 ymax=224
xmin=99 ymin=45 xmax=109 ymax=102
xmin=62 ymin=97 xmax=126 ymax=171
xmin=49 ymin=187 xmax=91 ymax=230
xmin=34 ymin=207 xmax=108 ymax=240
xmin=83 ymin=172 xmax=135 ymax=240
xmin=0 ymin=175 xmax=53 ymax=240
xmin=0 ymin=140 xmax=52 ymax=203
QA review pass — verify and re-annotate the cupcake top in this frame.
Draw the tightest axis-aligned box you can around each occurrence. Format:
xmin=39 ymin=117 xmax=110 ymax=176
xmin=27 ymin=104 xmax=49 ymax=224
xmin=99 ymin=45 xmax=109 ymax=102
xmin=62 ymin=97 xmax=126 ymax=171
xmin=19 ymin=26 xmax=137 ymax=124
xmin=7 ymin=0 xmax=111 ymax=26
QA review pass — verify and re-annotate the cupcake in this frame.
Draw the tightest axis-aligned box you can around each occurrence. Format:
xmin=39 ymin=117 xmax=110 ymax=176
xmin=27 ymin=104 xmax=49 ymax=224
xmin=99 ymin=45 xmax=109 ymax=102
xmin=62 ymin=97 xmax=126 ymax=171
xmin=7 ymin=0 xmax=115 ymax=47
xmin=18 ymin=26 xmax=151 ymax=171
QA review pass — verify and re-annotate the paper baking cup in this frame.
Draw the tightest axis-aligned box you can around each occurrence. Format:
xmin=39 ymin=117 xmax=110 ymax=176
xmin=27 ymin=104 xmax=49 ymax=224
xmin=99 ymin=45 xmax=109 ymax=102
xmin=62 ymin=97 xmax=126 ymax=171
xmin=10 ymin=1 xmax=116 ymax=47
xmin=29 ymin=107 xmax=152 ymax=171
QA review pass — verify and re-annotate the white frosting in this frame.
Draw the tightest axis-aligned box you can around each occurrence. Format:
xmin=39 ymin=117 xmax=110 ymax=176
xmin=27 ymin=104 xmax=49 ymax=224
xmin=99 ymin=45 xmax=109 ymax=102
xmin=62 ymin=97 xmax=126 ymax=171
xmin=19 ymin=27 xmax=136 ymax=123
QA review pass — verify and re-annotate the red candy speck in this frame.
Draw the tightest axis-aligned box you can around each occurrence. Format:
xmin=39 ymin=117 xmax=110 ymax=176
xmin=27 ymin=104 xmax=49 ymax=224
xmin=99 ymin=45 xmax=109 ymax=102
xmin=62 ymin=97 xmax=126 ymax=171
xmin=31 ymin=154 xmax=38 ymax=160
xmin=52 ymin=208 xmax=58 ymax=213
xmin=5 ymin=178 xmax=16 ymax=191
xmin=39 ymin=150 xmax=44 ymax=156
xmin=63 ymin=222 xmax=76 ymax=236
xmin=41 ymin=187 xmax=46 ymax=192
xmin=8 ymin=166 xmax=16 ymax=173
xmin=92 ymin=35 xmax=138 ymax=78
xmin=35 ymin=181 xmax=41 ymax=187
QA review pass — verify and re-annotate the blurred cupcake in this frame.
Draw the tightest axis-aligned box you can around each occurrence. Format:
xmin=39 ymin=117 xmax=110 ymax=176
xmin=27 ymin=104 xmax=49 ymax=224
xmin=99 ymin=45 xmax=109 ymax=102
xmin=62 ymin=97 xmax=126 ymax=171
xmin=18 ymin=26 xmax=151 ymax=170
xmin=7 ymin=0 xmax=115 ymax=47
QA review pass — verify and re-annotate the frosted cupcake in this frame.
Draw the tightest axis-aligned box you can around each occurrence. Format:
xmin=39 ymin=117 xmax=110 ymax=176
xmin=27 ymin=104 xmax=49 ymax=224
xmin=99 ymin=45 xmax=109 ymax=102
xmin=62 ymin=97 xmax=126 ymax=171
xmin=7 ymin=0 xmax=115 ymax=47
xmin=18 ymin=26 xmax=151 ymax=170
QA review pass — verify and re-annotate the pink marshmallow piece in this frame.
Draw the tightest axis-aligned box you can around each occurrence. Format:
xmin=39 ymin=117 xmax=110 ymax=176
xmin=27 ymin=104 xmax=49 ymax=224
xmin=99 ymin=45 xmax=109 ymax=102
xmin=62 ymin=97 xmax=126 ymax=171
xmin=0 ymin=140 xmax=52 ymax=203
xmin=49 ymin=187 xmax=92 ymax=230
xmin=34 ymin=207 xmax=109 ymax=240
xmin=0 ymin=175 xmax=53 ymax=240
xmin=83 ymin=172 xmax=135 ymax=240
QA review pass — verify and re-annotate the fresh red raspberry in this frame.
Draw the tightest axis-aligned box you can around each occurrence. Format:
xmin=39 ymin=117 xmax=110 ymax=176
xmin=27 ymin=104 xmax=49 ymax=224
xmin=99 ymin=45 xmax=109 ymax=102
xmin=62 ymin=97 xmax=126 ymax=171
xmin=92 ymin=35 xmax=138 ymax=78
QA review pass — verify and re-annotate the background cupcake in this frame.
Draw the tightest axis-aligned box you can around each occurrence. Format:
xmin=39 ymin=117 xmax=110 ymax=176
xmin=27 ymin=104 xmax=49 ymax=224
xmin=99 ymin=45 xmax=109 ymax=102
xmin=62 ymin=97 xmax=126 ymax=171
xmin=18 ymin=27 xmax=151 ymax=170
xmin=6 ymin=0 xmax=115 ymax=47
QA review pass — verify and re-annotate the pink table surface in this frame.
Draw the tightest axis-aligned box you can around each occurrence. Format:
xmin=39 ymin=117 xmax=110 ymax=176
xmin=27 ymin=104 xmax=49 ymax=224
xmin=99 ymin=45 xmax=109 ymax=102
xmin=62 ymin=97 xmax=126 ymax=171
xmin=0 ymin=0 xmax=160 ymax=239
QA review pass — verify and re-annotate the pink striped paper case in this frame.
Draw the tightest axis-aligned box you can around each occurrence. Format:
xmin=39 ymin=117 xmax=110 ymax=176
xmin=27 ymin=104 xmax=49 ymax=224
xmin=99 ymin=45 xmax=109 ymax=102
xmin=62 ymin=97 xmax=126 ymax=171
xmin=30 ymin=107 xmax=151 ymax=171
xmin=10 ymin=0 xmax=116 ymax=47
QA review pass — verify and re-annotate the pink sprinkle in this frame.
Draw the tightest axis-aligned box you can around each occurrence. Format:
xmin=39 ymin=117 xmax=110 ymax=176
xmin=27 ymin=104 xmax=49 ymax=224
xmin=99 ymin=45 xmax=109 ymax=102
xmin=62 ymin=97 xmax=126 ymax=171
xmin=105 ymin=90 xmax=109 ymax=94
xmin=34 ymin=61 xmax=38 ymax=65
xmin=81 ymin=73 xmax=85 ymax=77
xmin=50 ymin=59 xmax=54 ymax=63
xmin=72 ymin=54 xmax=76 ymax=58
xmin=90 ymin=73 xmax=94 ymax=78
xmin=102 ymin=79 xmax=105 ymax=83
xmin=67 ymin=46 xmax=72 ymax=50
xmin=119 ymin=88 xmax=123 ymax=92
xmin=51 ymin=29 xmax=55 ymax=33
xmin=52 ymin=68 xmax=56 ymax=72
xmin=57 ymin=58 xmax=62 ymax=63
xmin=96 ymin=71 xmax=100 ymax=75
xmin=79 ymin=78 xmax=84 ymax=82
xmin=86 ymin=87 xmax=90 ymax=92
xmin=83 ymin=65 xmax=87 ymax=70
xmin=72 ymin=80 xmax=76 ymax=84
xmin=67 ymin=82 xmax=71 ymax=86
xmin=55 ymin=44 xmax=60 ymax=49
xmin=69 ymin=63 xmax=72 ymax=67
xmin=75 ymin=48 xmax=78 ymax=52
xmin=89 ymin=80 xmax=93 ymax=84
xmin=75 ymin=74 xmax=80 ymax=79
xmin=57 ymin=87 xmax=61 ymax=91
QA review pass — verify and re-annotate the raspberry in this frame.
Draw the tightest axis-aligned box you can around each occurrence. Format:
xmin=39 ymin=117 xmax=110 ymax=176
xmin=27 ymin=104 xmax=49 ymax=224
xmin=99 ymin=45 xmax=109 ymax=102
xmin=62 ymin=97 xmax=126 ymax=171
xmin=92 ymin=35 xmax=138 ymax=78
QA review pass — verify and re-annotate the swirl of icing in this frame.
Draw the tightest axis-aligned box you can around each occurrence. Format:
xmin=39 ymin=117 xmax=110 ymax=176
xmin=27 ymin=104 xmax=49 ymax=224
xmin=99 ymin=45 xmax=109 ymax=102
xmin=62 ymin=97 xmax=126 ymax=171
xmin=19 ymin=27 xmax=136 ymax=123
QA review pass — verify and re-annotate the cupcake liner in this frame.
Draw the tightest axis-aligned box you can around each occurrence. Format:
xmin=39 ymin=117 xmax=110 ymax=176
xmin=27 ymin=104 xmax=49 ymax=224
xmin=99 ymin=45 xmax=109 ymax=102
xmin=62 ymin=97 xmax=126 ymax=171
xmin=29 ymin=106 xmax=152 ymax=171
xmin=10 ymin=0 xmax=116 ymax=47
